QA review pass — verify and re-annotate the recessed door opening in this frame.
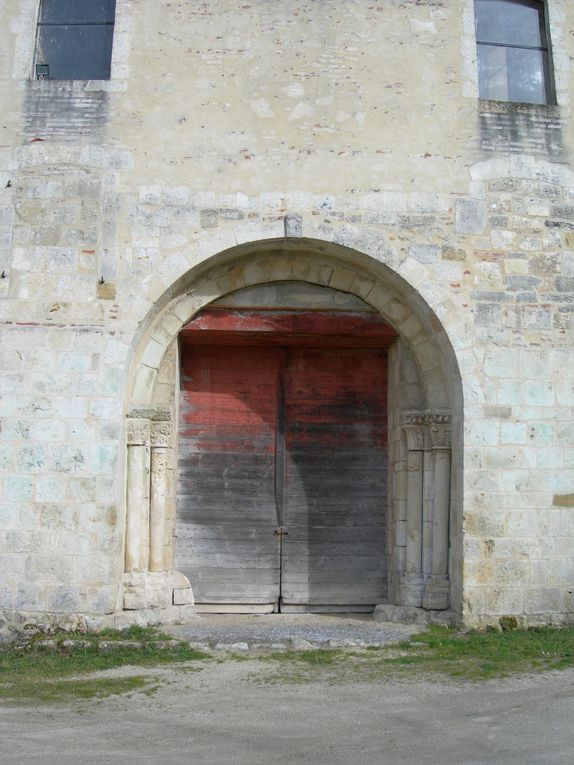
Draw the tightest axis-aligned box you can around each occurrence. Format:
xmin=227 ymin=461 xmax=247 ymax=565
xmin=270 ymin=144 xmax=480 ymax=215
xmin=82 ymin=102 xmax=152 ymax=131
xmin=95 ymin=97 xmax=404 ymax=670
xmin=175 ymin=308 xmax=396 ymax=614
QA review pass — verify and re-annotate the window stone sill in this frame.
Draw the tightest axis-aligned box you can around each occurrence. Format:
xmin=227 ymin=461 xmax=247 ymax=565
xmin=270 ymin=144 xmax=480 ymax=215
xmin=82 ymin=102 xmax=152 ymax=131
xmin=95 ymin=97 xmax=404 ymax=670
xmin=478 ymin=100 xmax=565 ymax=160
xmin=479 ymin=99 xmax=560 ymax=117
xmin=26 ymin=79 xmax=125 ymax=93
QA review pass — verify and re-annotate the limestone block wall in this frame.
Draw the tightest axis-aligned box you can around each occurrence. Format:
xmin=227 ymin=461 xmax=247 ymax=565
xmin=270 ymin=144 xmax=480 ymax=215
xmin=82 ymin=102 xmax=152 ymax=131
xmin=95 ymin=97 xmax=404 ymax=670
xmin=0 ymin=0 xmax=573 ymax=629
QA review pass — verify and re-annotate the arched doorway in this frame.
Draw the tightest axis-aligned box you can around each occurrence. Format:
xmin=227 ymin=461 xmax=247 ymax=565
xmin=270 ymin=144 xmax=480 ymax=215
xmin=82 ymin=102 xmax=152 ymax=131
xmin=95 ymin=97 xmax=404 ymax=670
xmin=176 ymin=283 xmax=397 ymax=612
xmin=122 ymin=238 xmax=463 ymax=619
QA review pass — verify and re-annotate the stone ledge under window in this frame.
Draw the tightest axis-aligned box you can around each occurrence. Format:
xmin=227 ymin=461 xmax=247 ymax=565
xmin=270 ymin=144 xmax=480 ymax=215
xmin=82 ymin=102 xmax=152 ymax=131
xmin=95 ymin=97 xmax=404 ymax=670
xmin=24 ymin=80 xmax=110 ymax=141
xmin=478 ymin=100 xmax=565 ymax=161
xmin=479 ymin=99 xmax=560 ymax=117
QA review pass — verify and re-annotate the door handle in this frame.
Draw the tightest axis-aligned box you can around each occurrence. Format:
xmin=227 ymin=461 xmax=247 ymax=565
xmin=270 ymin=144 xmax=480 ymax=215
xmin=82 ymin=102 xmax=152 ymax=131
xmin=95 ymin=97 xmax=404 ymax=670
xmin=273 ymin=528 xmax=288 ymax=537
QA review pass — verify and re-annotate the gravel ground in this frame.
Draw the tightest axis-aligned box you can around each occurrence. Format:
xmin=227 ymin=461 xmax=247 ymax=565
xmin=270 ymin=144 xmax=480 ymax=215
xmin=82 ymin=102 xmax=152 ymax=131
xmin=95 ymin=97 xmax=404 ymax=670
xmin=2 ymin=655 xmax=574 ymax=764
xmin=165 ymin=613 xmax=422 ymax=650
xmin=4 ymin=616 xmax=574 ymax=764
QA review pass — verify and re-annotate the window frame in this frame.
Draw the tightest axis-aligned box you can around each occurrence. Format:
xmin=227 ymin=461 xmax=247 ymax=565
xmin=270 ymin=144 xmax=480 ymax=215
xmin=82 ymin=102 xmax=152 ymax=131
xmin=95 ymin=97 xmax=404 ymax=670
xmin=475 ymin=0 xmax=556 ymax=105
xmin=33 ymin=0 xmax=117 ymax=82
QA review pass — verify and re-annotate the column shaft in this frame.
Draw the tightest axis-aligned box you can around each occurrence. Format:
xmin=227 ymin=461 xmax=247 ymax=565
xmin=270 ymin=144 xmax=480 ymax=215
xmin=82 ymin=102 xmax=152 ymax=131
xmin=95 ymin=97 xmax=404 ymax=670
xmin=432 ymin=448 xmax=451 ymax=577
xmin=401 ymin=416 xmax=426 ymax=607
xmin=149 ymin=448 xmax=168 ymax=572
xmin=125 ymin=442 xmax=150 ymax=572
xmin=405 ymin=449 xmax=424 ymax=576
xmin=422 ymin=414 xmax=452 ymax=610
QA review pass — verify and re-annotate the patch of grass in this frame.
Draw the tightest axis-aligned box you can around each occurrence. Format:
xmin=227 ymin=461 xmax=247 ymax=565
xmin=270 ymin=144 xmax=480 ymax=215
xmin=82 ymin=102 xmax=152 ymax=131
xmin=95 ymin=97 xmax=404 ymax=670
xmin=0 ymin=627 xmax=209 ymax=703
xmin=1 ymin=675 xmax=150 ymax=703
xmin=253 ymin=626 xmax=574 ymax=685
xmin=94 ymin=625 xmax=175 ymax=642
xmin=388 ymin=625 xmax=574 ymax=679
xmin=25 ymin=624 xmax=174 ymax=646
xmin=262 ymin=648 xmax=346 ymax=666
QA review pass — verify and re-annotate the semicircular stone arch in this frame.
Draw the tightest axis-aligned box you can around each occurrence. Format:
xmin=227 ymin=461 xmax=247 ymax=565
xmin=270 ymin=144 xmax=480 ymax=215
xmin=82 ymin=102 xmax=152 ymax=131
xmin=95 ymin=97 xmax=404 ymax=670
xmin=123 ymin=237 xmax=464 ymax=620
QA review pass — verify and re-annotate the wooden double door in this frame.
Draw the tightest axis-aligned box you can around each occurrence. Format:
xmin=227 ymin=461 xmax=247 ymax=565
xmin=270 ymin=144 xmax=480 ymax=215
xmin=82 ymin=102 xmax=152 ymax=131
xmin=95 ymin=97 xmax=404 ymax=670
xmin=176 ymin=323 xmax=389 ymax=612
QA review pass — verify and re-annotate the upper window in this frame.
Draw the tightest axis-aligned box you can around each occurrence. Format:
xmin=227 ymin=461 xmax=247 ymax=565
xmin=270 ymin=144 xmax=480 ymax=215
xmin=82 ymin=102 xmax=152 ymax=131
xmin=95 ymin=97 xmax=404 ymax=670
xmin=35 ymin=0 xmax=116 ymax=80
xmin=475 ymin=0 xmax=553 ymax=104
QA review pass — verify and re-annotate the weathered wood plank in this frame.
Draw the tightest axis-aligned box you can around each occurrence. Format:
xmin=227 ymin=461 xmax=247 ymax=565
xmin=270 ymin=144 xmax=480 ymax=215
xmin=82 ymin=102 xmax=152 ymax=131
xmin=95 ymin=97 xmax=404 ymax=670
xmin=180 ymin=309 xmax=398 ymax=348
xmin=281 ymin=572 xmax=386 ymax=584
xmin=178 ymin=553 xmax=279 ymax=568
xmin=178 ymin=568 xmax=280 ymax=588
xmin=282 ymin=593 xmax=382 ymax=605
xmin=177 ymin=477 xmax=275 ymax=493
xmin=284 ymin=508 xmax=386 ymax=522
xmin=196 ymin=604 xmax=277 ymax=612
xmin=281 ymin=579 xmax=384 ymax=595
xmin=178 ymin=524 xmax=384 ymax=543
xmin=178 ymin=453 xmax=274 ymax=469
xmin=176 ymin=540 xmax=279 ymax=557
xmin=281 ymin=556 xmax=384 ymax=571
xmin=279 ymin=542 xmax=386 ymax=558
xmin=176 ymin=522 xmax=275 ymax=540
xmin=280 ymin=605 xmax=376 ymax=613
xmin=284 ymin=482 xmax=386 ymax=497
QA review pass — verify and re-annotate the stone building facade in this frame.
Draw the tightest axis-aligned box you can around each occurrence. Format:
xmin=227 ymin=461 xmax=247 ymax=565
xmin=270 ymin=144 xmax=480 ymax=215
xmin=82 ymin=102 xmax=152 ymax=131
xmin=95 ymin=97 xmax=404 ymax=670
xmin=1 ymin=0 xmax=573 ymax=632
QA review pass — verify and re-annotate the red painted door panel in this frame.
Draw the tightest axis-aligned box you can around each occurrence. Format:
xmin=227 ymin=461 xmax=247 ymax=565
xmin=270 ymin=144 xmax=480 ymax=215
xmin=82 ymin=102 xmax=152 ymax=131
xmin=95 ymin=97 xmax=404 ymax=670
xmin=176 ymin=345 xmax=281 ymax=606
xmin=281 ymin=348 xmax=388 ymax=608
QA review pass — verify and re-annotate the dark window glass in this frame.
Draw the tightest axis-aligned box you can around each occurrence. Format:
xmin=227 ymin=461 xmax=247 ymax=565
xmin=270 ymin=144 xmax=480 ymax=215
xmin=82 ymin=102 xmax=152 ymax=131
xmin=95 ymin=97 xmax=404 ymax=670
xmin=40 ymin=0 xmax=115 ymax=24
xmin=475 ymin=0 xmax=552 ymax=104
xmin=35 ymin=0 xmax=116 ymax=80
xmin=475 ymin=0 xmax=545 ymax=47
xmin=36 ymin=25 xmax=114 ymax=80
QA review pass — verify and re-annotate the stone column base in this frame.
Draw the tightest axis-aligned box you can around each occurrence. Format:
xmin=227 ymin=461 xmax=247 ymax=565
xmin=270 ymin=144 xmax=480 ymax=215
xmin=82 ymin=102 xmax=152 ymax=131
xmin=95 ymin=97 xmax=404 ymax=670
xmin=422 ymin=575 xmax=450 ymax=610
xmin=373 ymin=604 xmax=458 ymax=627
xmin=112 ymin=603 xmax=197 ymax=630
xmin=123 ymin=570 xmax=194 ymax=611
xmin=400 ymin=574 xmax=424 ymax=607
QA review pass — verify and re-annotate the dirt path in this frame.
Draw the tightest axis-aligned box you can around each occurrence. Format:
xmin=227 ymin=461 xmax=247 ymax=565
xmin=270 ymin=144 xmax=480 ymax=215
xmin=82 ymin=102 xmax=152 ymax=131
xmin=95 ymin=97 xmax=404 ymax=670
xmin=2 ymin=657 xmax=574 ymax=764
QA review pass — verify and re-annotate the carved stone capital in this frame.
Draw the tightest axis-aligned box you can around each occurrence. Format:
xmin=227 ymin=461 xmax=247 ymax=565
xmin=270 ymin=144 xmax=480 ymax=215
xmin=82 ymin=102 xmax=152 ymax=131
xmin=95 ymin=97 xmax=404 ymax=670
xmin=150 ymin=420 xmax=173 ymax=448
xmin=403 ymin=412 xmax=426 ymax=428
xmin=426 ymin=413 xmax=452 ymax=450
xmin=127 ymin=418 xmax=150 ymax=446
xmin=404 ymin=412 xmax=452 ymax=451
xmin=403 ymin=413 xmax=426 ymax=451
